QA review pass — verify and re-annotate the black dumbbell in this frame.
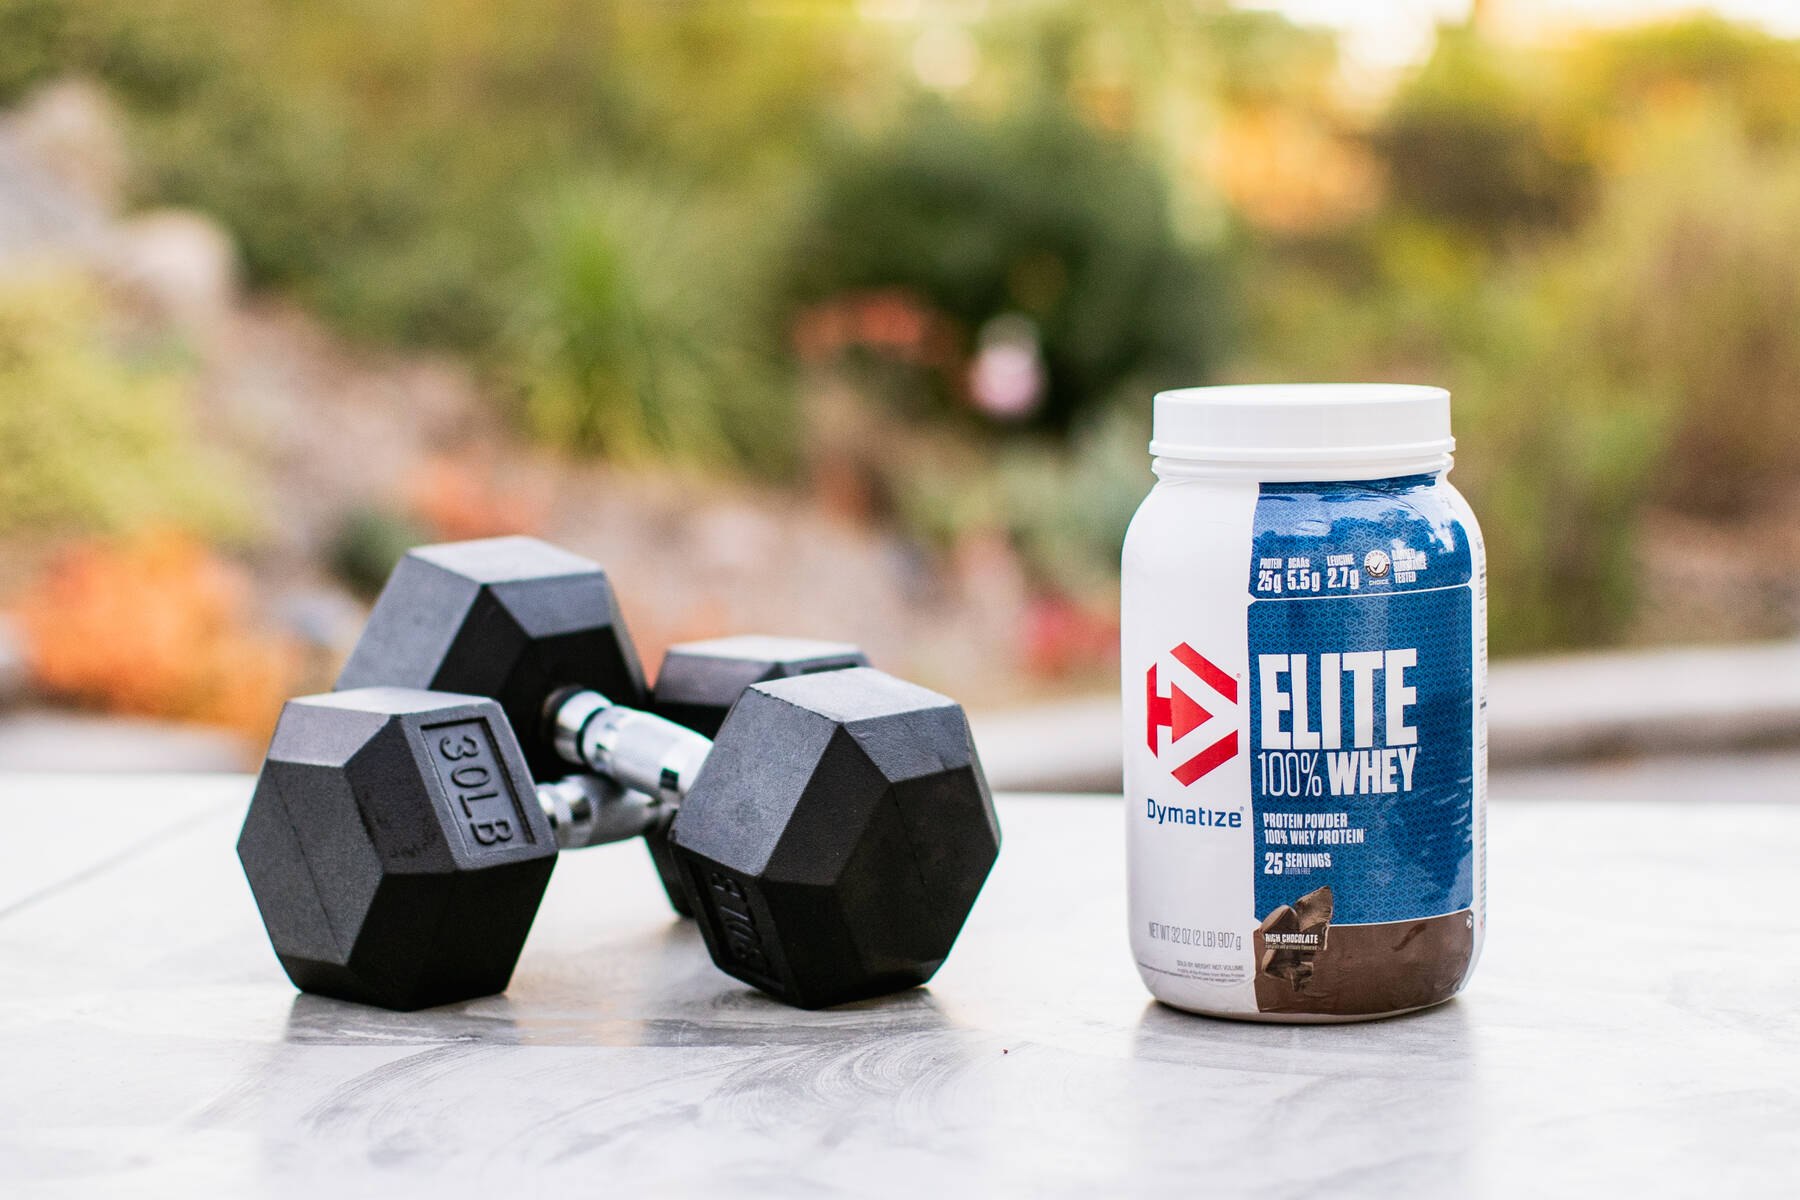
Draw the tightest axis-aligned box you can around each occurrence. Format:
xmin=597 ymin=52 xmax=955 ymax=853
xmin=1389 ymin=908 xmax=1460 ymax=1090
xmin=643 ymin=633 xmax=870 ymax=914
xmin=649 ymin=634 xmax=868 ymax=737
xmin=237 ymin=687 xmax=597 ymax=1012
xmin=334 ymin=537 xmax=991 ymax=996
xmin=239 ymin=671 xmax=997 ymax=1011
xmin=240 ymin=537 xmax=1001 ymax=1010
xmin=332 ymin=537 xmax=872 ymax=915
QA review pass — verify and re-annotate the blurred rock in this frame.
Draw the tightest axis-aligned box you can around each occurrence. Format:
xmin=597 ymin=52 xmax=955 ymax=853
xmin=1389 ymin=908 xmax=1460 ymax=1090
xmin=0 ymin=85 xmax=111 ymax=269
xmin=105 ymin=209 xmax=239 ymax=333
xmin=692 ymin=504 xmax=781 ymax=579
xmin=4 ymin=78 xmax=128 ymax=214
xmin=0 ymin=81 xmax=237 ymax=337
xmin=196 ymin=303 xmax=492 ymax=563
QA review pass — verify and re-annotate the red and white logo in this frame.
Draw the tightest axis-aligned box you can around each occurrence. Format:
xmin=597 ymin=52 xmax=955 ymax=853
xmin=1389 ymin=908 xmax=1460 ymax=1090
xmin=1146 ymin=643 xmax=1240 ymax=786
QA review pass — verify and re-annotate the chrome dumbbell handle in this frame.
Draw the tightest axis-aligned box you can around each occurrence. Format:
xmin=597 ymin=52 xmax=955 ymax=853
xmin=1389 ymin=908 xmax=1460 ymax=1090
xmin=534 ymin=774 xmax=671 ymax=851
xmin=546 ymin=688 xmax=713 ymax=807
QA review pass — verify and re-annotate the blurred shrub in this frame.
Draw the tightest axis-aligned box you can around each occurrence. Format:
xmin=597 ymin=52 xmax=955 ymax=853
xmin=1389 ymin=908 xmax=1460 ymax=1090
xmin=1451 ymin=113 xmax=1800 ymax=644
xmin=0 ymin=273 xmax=245 ymax=538
xmin=512 ymin=176 xmax=796 ymax=472
xmin=893 ymin=405 xmax=1149 ymax=601
xmin=138 ymin=84 xmax=487 ymax=331
xmin=0 ymin=0 xmax=66 ymax=100
xmin=1238 ymin=226 xmax=1664 ymax=654
xmin=12 ymin=530 xmax=299 ymax=738
xmin=995 ymin=407 xmax=1151 ymax=596
xmin=327 ymin=506 xmax=427 ymax=601
xmin=11 ymin=0 xmax=1799 ymax=662
xmin=1377 ymin=26 xmax=1591 ymax=237
xmin=1243 ymin=106 xmax=1800 ymax=652
xmin=1556 ymin=113 xmax=1800 ymax=517
xmin=791 ymin=102 xmax=1230 ymax=432
xmin=6 ymin=0 xmax=856 ymax=361
xmin=1566 ymin=17 xmax=1800 ymax=146
xmin=0 ymin=1 xmax=534 ymax=346
xmin=1447 ymin=320 xmax=1662 ymax=655
xmin=1243 ymin=21 xmax=1800 ymax=652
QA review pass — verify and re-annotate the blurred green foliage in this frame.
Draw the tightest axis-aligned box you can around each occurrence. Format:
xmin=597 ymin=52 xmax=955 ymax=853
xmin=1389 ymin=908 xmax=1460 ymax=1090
xmin=892 ymin=407 xmax=1150 ymax=598
xmin=0 ymin=0 xmax=876 ymax=480
xmin=514 ymin=174 xmax=797 ymax=472
xmin=1240 ymin=16 xmax=1800 ymax=652
xmin=6 ymin=0 xmax=1800 ymax=654
xmin=1560 ymin=114 xmax=1800 ymax=518
xmin=327 ymin=506 xmax=428 ymax=600
xmin=0 ymin=0 xmax=856 ymax=346
xmin=791 ymin=102 xmax=1230 ymax=432
xmin=0 ymin=274 xmax=245 ymax=538
xmin=1377 ymin=27 xmax=1592 ymax=235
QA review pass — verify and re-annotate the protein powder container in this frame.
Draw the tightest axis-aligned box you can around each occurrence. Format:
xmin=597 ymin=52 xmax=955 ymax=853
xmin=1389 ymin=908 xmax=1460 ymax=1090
xmin=1122 ymin=384 xmax=1486 ymax=1021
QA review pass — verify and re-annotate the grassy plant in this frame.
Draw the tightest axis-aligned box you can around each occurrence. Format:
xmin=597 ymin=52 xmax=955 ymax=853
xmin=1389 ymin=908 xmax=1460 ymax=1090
xmin=511 ymin=174 xmax=796 ymax=473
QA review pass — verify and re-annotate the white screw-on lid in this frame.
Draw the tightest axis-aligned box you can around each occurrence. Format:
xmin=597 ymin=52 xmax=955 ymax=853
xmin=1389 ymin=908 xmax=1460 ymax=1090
xmin=1150 ymin=384 xmax=1454 ymax=467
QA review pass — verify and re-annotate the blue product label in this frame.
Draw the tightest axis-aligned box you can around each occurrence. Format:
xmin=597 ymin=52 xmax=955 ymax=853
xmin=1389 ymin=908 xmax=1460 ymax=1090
xmin=1247 ymin=477 xmax=1475 ymax=926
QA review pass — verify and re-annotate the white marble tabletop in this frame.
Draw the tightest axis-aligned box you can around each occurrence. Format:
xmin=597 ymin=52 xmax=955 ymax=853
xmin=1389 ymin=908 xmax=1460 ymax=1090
xmin=1 ymin=766 xmax=1796 ymax=1198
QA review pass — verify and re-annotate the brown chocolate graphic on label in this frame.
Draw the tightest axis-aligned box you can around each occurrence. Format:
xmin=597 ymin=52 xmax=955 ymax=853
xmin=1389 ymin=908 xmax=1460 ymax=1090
xmin=1292 ymin=884 xmax=1332 ymax=934
xmin=1254 ymin=885 xmax=1473 ymax=1016
xmin=1256 ymin=886 xmax=1331 ymax=987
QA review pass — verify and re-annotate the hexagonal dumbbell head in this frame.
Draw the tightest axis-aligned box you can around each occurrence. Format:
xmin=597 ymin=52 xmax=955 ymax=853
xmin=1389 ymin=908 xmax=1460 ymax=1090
xmin=644 ymin=635 xmax=869 ymax=917
xmin=336 ymin=536 xmax=645 ymax=784
xmin=669 ymin=667 xmax=1000 ymax=1009
xmin=237 ymin=688 xmax=558 ymax=1010
xmin=650 ymin=635 xmax=869 ymax=737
